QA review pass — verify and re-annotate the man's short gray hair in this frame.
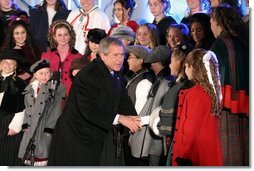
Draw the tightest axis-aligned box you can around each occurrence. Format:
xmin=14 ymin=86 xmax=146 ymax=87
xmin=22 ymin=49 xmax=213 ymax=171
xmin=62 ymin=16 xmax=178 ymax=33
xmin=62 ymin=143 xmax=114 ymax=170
xmin=99 ymin=37 xmax=124 ymax=56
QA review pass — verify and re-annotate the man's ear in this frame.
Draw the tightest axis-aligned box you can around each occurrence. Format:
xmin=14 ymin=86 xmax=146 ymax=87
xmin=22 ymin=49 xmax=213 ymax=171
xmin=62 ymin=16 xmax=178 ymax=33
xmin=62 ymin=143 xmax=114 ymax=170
xmin=100 ymin=53 xmax=106 ymax=61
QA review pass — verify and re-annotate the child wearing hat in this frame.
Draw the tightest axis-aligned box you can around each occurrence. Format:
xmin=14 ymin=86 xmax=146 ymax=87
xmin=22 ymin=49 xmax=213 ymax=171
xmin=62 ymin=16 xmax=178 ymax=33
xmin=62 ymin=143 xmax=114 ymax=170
xmin=18 ymin=59 xmax=66 ymax=166
xmin=131 ymin=45 xmax=174 ymax=166
xmin=0 ymin=49 xmax=27 ymax=166
xmin=125 ymin=45 xmax=154 ymax=165
xmin=83 ymin=28 xmax=107 ymax=62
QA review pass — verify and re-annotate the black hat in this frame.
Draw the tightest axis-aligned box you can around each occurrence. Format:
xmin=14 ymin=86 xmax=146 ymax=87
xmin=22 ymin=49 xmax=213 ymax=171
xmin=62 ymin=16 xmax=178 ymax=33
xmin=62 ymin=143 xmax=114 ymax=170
xmin=0 ymin=49 xmax=27 ymax=64
xmin=30 ymin=59 xmax=50 ymax=73
xmin=144 ymin=46 xmax=172 ymax=63
xmin=87 ymin=28 xmax=107 ymax=44
xmin=125 ymin=45 xmax=151 ymax=59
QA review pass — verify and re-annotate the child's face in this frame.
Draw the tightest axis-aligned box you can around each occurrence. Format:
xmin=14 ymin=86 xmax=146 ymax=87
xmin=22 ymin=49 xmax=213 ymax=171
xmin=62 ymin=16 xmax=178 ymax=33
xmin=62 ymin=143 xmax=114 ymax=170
xmin=185 ymin=63 xmax=194 ymax=80
xmin=167 ymin=28 xmax=184 ymax=48
xmin=0 ymin=59 xmax=17 ymax=74
xmin=186 ymin=0 xmax=200 ymax=10
xmin=127 ymin=53 xmax=142 ymax=72
xmin=0 ymin=0 xmax=12 ymax=11
xmin=169 ymin=55 xmax=181 ymax=76
xmin=34 ymin=68 xmax=51 ymax=84
xmin=53 ymin=27 xmax=71 ymax=47
xmin=13 ymin=25 xmax=27 ymax=46
xmin=148 ymin=0 xmax=165 ymax=17
xmin=191 ymin=22 xmax=205 ymax=43
xmin=89 ymin=41 xmax=100 ymax=53
xmin=113 ymin=2 xmax=129 ymax=22
xmin=46 ymin=0 xmax=57 ymax=6
xmin=136 ymin=26 xmax=151 ymax=47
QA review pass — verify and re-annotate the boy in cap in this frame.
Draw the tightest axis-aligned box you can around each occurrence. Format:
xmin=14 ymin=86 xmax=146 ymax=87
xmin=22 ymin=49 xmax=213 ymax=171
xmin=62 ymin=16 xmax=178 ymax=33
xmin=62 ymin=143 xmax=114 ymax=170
xmin=124 ymin=45 xmax=154 ymax=165
xmin=18 ymin=59 xmax=66 ymax=166
xmin=130 ymin=45 xmax=174 ymax=166
xmin=0 ymin=49 xmax=27 ymax=166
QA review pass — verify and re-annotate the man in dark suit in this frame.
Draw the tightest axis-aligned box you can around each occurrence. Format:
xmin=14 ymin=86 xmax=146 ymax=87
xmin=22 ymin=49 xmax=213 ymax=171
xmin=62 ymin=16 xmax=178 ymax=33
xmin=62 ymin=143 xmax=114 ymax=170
xmin=48 ymin=37 xmax=141 ymax=166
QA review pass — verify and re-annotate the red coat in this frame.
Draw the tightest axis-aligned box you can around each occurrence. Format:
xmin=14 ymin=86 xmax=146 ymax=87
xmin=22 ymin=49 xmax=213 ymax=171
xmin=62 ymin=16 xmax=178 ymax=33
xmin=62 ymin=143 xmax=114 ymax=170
xmin=41 ymin=48 xmax=82 ymax=96
xmin=172 ymin=85 xmax=223 ymax=166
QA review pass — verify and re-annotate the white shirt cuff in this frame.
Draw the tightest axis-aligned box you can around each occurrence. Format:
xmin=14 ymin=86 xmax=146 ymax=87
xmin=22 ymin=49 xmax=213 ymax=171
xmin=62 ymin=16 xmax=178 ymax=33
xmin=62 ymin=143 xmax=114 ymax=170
xmin=113 ymin=114 xmax=120 ymax=125
xmin=140 ymin=115 xmax=150 ymax=126
xmin=8 ymin=110 xmax=25 ymax=133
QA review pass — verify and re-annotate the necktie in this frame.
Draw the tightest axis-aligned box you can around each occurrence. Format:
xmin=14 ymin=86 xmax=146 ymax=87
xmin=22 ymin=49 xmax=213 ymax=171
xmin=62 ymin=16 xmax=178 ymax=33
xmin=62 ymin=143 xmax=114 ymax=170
xmin=111 ymin=72 xmax=120 ymax=90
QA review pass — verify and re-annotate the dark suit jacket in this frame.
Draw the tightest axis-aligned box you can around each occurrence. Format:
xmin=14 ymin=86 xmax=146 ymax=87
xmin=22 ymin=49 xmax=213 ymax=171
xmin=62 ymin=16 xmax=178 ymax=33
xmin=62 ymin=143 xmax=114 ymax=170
xmin=48 ymin=58 xmax=137 ymax=166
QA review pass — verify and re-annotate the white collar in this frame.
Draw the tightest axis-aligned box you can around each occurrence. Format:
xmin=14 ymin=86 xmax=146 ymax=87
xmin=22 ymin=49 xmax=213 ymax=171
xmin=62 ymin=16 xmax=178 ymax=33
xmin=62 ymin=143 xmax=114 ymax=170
xmin=1 ymin=72 xmax=14 ymax=78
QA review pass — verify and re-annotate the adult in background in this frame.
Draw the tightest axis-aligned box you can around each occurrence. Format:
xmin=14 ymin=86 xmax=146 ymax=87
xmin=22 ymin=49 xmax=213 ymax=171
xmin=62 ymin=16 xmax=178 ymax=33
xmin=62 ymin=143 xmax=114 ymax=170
xmin=67 ymin=0 xmax=110 ymax=55
xmin=108 ymin=0 xmax=138 ymax=35
xmin=210 ymin=5 xmax=249 ymax=166
xmin=29 ymin=0 xmax=70 ymax=52
xmin=48 ymin=37 xmax=142 ymax=166
xmin=41 ymin=20 xmax=82 ymax=96
xmin=148 ymin=0 xmax=176 ymax=45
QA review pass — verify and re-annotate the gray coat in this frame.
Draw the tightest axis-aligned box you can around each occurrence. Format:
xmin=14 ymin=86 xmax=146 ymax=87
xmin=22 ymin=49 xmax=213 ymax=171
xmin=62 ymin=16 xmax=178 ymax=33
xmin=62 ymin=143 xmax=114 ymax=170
xmin=18 ymin=81 xmax=66 ymax=159
xmin=129 ymin=78 xmax=170 ymax=158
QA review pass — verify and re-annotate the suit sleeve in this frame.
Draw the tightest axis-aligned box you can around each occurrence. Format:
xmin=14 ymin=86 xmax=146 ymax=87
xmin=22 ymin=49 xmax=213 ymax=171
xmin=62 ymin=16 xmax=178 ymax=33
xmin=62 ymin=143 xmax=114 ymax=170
xmin=75 ymin=73 xmax=116 ymax=131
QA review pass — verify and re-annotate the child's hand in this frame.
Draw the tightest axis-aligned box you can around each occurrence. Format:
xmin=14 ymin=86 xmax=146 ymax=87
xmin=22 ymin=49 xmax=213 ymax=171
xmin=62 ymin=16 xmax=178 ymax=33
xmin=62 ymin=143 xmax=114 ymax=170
xmin=7 ymin=129 xmax=18 ymax=136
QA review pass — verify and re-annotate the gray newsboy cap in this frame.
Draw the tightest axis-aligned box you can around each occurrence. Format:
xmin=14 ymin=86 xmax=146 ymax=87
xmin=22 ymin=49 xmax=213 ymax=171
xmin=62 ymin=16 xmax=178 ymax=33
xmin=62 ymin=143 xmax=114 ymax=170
xmin=125 ymin=45 xmax=151 ymax=59
xmin=144 ymin=45 xmax=172 ymax=63
xmin=30 ymin=59 xmax=50 ymax=73
xmin=110 ymin=25 xmax=135 ymax=42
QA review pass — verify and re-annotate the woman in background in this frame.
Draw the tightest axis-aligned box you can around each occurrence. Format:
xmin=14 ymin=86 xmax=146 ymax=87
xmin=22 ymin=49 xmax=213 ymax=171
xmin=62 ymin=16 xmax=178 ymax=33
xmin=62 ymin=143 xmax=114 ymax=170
xmin=210 ymin=5 xmax=249 ymax=166
xmin=108 ymin=0 xmax=138 ymax=35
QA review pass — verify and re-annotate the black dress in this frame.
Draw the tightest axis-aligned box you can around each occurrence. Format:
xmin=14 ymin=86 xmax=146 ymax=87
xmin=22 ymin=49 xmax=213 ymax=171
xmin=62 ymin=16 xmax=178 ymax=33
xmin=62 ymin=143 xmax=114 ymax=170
xmin=0 ymin=74 xmax=26 ymax=166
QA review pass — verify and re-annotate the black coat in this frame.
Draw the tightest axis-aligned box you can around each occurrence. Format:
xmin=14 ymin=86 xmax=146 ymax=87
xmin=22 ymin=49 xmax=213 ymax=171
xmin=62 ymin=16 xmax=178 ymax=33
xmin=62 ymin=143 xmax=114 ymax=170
xmin=48 ymin=58 xmax=137 ymax=166
xmin=29 ymin=7 xmax=70 ymax=52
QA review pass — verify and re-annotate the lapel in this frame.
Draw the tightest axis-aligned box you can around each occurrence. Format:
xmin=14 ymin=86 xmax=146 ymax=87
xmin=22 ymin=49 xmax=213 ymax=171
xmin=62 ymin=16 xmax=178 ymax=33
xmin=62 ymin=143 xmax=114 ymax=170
xmin=95 ymin=58 xmax=121 ymax=112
